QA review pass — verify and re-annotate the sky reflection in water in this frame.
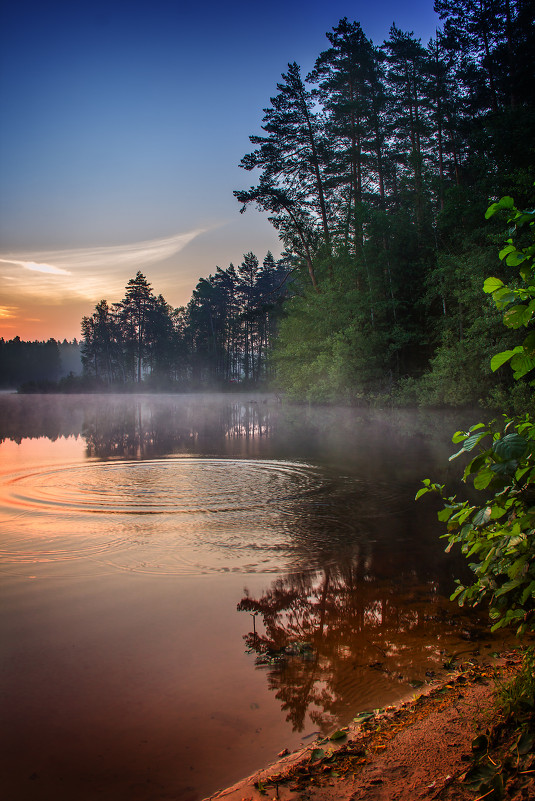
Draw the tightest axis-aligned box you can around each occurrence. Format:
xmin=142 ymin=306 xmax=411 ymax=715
xmin=0 ymin=394 xmax=509 ymax=800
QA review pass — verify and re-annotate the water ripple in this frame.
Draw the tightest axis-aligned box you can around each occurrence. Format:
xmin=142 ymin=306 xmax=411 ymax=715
xmin=0 ymin=457 xmax=404 ymax=578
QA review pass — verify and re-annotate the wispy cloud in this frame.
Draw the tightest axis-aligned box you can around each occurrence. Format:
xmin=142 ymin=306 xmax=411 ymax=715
xmin=0 ymin=228 xmax=206 ymax=277
xmin=0 ymin=227 xmax=211 ymax=311
xmin=0 ymin=259 xmax=71 ymax=275
xmin=0 ymin=306 xmax=18 ymax=319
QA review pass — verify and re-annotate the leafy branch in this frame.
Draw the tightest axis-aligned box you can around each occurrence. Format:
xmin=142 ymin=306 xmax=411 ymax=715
xmin=418 ymin=193 xmax=535 ymax=635
xmin=483 ymin=197 xmax=535 ymax=381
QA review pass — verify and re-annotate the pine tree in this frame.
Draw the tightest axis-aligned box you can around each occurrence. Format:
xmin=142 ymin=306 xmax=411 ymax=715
xmin=308 ymin=19 xmax=386 ymax=249
xmin=118 ymin=271 xmax=157 ymax=383
xmin=236 ymin=62 xmax=332 ymax=289
xmin=81 ymin=300 xmax=123 ymax=384
xmin=382 ymin=26 xmax=431 ymax=230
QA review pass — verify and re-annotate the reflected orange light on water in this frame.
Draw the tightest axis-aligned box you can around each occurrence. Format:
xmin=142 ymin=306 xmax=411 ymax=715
xmin=1 ymin=396 xmax=524 ymax=801
xmin=0 ymin=435 xmax=86 ymax=470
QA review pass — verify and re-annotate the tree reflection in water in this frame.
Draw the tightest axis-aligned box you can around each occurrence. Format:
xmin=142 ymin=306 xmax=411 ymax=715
xmin=1 ymin=391 xmax=493 ymax=737
xmin=81 ymin=396 xmax=274 ymax=458
xmin=238 ymin=558 xmax=490 ymax=734
xmin=0 ymin=393 xmax=276 ymax=454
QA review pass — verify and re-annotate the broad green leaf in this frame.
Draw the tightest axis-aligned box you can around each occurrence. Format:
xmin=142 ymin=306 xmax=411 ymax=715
xmin=481 ymin=546 xmax=497 ymax=572
xmin=467 ymin=541 xmax=485 ymax=556
xmin=521 ymin=581 xmax=535 ymax=604
xmin=450 ymin=585 xmax=464 ymax=601
xmin=506 ymin=534 xmax=524 ymax=550
xmin=508 ymin=556 xmax=527 ymax=578
xmin=457 ymin=507 xmax=475 ymax=524
xmin=516 ymin=730 xmax=534 ymax=755
xmin=523 ymin=302 xmax=535 ymax=329
xmin=449 ymin=447 xmax=466 ymax=461
xmin=491 ymin=348 xmax=523 ymax=371
xmin=495 ymin=579 xmax=522 ymax=597
xmin=511 ymin=352 xmax=535 ymax=379
xmin=463 ymin=433 xmax=485 ymax=451
xmin=493 ymin=433 xmax=529 ymax=460
xmin=503 ymin=304 xmax=529 ymax=328
xmin=523 ymin=331 xmax=535 ymax=356
xmin=473 ymin=467 xmax=495 ymax=490
xmin=463 ymin=453 xmax=488 ymax=479
xmin=490 ymin=506 xmax=507 ymax=519
xmin=493 ymin=287 xmax=519 ymax=306
xmin=505 ymin=251 xmax=527 ymax=267
xmin=513 ymin=211 xmax=535 ymax=227
xmin=472 ymin=507 xmax=492 ymax=526
xmin=491 ymin=459 xmax=518 ymax=475
xmin=499 ymin=244 xmax=516 ymax=260
xmin=520 ymin=265 xmax=533 ymax=282
xmin=483 ymin=276 xmax=504 ymax=293
xmin=469 ymin=423 xmax=486 ymax=433
xmin=492 ymin=772 xmax=505 ymax=799
xmin=485 ymin=196 xmax=515 ymax=219
xmin=456 ymin=588 xmax=468 ymax=606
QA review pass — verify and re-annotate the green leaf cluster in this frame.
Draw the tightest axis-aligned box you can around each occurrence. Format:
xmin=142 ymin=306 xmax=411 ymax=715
xmin=236 ymin=2 xmax=535 ymax=405
xmin=419 ymin=195 xmax=535 ymax=635
xmin=484 ymin=200 xmax=535 ymax=381
xmin=419 ymin=415 xmax=535 ymax=634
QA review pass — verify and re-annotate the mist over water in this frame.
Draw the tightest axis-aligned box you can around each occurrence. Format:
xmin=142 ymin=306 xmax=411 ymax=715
xmin=0 ymin=394 xmax=507 ymax=800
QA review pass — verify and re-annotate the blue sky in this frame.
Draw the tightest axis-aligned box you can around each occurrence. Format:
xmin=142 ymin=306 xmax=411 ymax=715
xmin=0 ymin=0 xmax=441 ymax=340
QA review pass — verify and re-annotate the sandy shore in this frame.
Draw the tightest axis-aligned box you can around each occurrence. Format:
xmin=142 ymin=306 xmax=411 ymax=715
xmin=204 ymin=653 xmax=534 ymax=801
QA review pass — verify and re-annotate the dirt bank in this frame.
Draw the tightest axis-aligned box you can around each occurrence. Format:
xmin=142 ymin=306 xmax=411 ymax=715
xmin=205 ymin=652 xmax=534 ymax=801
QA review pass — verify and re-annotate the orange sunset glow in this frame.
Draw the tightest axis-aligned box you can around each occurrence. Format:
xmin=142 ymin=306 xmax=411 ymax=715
xmin=0 ymin=224 xmax=282 ymax=341
xmin=0 ymin=0 xmax=441 ymax=345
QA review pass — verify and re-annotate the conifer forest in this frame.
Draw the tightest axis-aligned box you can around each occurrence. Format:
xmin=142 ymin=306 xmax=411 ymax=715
xmin=4 ymin=2 xmax=534 ymax=406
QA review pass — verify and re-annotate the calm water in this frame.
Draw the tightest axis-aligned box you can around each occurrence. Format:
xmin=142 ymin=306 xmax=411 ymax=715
xmin=0 ymin=394 xmax=509 ymax=800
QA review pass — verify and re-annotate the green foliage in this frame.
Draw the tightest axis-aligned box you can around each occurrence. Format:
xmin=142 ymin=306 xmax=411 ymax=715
xmin=418 ymin=415 xmax=535 ymax=634
xmin=419 ymin=195 xmax=535 ymax=634
xmin=271 ymin=250 xmax=396 ymax=402
xmin=459 ymin=649 xmax=535 ymax=799
xmin=415 ymin=333 xmax=496 ymax=407
xmin=235 ymin=5 xmax=534 ymax=403
xmin=498 ymin=648 xmax=535 ymax=723
xmin=484 ymin=200 xmax=535 ymax=381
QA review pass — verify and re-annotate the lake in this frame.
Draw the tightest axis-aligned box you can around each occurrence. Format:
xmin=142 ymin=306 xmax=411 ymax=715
xmin=0 ymin=393 xmax=508 ymax=800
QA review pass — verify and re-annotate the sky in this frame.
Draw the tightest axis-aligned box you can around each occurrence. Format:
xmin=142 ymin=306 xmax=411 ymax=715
xmin=0 ymin=0 xmax=441 ymax=341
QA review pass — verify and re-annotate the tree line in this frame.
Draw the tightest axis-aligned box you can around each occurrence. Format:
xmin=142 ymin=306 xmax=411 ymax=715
xmin=0 ymin=338 xmax=81 ymax=390
xmin=235 ymin=2 xmax=534 ymax=406
xmin=80 ymin=254 xmax=289 ymax=388
xmin=6 ymin=2 xmax=534 ymax=401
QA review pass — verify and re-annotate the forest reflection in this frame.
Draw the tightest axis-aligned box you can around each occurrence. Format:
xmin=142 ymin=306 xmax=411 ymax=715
xmin=83 ymin=396 xmax=273 ymax=458
xmin=0 ymin=392 xmax=479 ymax=475
xmin=238 ymin=560 xmax=488 ymax=734
xmin=1 ymin=391 xmax=502 ymax=793
xmin=0 ymin=393 xmax=275 ymax=456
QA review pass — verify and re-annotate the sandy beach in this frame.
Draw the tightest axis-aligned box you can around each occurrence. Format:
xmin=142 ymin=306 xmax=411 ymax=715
xmin=205 ymin=652 xmax=535 ymax=801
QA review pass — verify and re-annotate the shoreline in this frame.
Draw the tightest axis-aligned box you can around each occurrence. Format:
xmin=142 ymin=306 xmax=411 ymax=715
xmin=204 ymin=652 xmax=534 ymax=801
